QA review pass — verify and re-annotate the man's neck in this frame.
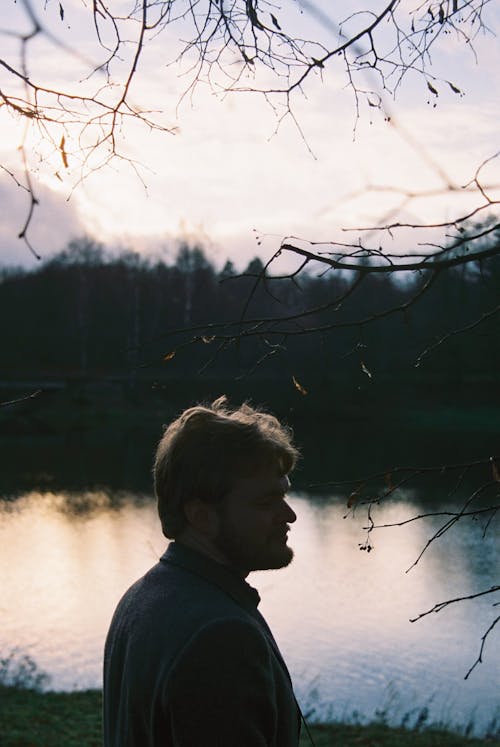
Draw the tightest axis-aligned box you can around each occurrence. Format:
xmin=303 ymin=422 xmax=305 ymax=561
xmin=176 ymin=530 xmax=249 ymax=578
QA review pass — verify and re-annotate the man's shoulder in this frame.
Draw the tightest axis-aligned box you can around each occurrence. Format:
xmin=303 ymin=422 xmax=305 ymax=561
xmin=105 ymin=558 xmax=267 ymax=682
xmin=110 ymin=557 xmax=253 ymax=634
xmin=138 ymin=557 xmax=246 ymax=607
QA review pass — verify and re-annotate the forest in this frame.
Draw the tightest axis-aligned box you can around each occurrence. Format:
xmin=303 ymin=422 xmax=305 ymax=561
xmin=1 ymin=230 xmax=499 ymax=401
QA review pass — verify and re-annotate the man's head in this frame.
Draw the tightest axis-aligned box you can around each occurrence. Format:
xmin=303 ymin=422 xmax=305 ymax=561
xmin=153 ymin=397 xmax=299 ymax=572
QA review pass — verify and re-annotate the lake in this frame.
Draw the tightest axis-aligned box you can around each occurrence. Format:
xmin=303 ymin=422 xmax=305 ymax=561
xmin=1 ymin=482 xmax=498 ymax=735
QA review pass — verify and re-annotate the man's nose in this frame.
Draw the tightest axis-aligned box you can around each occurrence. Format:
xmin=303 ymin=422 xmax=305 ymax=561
xmin=282 ymin=500 xmax=297 ymax=523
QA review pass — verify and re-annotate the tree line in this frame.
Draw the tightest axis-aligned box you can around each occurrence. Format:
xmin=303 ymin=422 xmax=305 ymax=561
xmin=1 ymin=234 xmax=499 ymax=392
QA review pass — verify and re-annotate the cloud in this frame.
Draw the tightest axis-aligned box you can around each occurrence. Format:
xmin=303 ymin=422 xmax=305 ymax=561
xmin=1 ymin=1 xmax=497 ymax=272
xmin=0 ymin=175 xmax=84 ymax=268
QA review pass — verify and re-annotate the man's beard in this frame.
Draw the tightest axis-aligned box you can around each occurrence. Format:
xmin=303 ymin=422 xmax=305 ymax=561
xmin=213 ymin=518 xmax=294 ymax=573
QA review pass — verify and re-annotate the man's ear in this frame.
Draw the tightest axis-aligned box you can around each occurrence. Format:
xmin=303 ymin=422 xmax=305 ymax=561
xmin=184 ymin=498 xmax=219 ymax=536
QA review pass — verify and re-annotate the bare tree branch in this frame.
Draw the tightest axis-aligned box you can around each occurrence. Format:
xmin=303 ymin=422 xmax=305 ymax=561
xmin=409 ymin=589 xmax=500 ymax=680
xmin=464 ymin=614 xmax=500 ymax=679
xmin=0 ymin=389 xmax=42 ymax=408
xmin=409 ymin=586 xmax=500 ymax=624
xmin=1 ymin=0 xmax=495 ymax=255
xmin=280 ymin=239 xmax=500 ymax=274
xmin=415 ymin=302 xmax=500 ymax=368
xmin=326 ymin=455 xmax=500 ymax=675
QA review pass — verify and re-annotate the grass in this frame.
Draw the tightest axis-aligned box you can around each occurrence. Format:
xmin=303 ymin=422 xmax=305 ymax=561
xmin=0 ymin=687 xmax=498 ymax=747
xmin=0 ymin=687 xmax=102 ymax=747
xmin=300 ymin=722 xmax=500 ymax=746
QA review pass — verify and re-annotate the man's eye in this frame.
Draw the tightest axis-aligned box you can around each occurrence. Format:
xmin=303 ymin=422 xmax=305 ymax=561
xmin=257 ymin=498 xmax=274 ymax=507
xmin=258 ymin=495 xmax=282 ymax=507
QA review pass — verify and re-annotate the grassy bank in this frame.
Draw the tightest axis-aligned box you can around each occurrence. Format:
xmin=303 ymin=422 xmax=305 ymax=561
xmin=0 ymin=687 xmax=498 ymax=747
xmin=0 ymin=688 xmax=102 ymax=747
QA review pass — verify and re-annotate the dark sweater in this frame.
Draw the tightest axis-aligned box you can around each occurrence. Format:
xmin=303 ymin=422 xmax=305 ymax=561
xmin=103 ymin=542 xmax=301 ymax=746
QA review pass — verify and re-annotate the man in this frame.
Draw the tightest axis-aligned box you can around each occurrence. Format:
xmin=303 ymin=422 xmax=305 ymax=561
xmin=103 ymin=397 xmax=302 ymax=746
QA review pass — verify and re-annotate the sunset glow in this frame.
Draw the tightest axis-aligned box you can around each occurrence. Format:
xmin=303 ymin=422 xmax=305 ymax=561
xmin=1 ymin=1 xmax=499 ymax=268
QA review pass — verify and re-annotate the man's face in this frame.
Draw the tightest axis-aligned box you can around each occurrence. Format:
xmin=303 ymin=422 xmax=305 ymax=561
xmin=212 ymin=464 xmax=297 ymax=574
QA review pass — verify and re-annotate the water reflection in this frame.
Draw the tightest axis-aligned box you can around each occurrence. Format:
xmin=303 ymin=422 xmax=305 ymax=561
xmin=0 ymin=489 xmax=498 ymax=734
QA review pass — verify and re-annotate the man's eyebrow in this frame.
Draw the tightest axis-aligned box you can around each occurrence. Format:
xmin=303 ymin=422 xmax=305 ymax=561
xmin=263 ymin=488 xmax=288 ymax=499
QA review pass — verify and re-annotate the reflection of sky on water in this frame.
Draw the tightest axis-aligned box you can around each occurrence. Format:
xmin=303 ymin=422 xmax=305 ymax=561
xmin=259 ymin=495 xmax=499 ymax=732
xmin=0 ymin=490 xmax=498 ymax=733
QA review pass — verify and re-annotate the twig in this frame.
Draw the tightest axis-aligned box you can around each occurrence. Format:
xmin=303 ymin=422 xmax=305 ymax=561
xmin=0 ymin=389 xmax=42 ymax=408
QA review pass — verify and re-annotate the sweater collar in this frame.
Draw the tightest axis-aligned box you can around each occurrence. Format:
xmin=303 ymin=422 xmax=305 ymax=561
xmin=160 ymin=541 xmax=261 ymax=612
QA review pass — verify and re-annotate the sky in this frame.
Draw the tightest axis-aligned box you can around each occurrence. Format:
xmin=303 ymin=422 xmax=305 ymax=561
xmin=1 ymin=0 xmax=499 ymax=271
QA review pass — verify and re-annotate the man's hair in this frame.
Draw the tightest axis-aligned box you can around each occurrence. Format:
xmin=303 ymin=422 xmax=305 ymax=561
xmin=153 ymin=396 xmax=299 ymax=539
